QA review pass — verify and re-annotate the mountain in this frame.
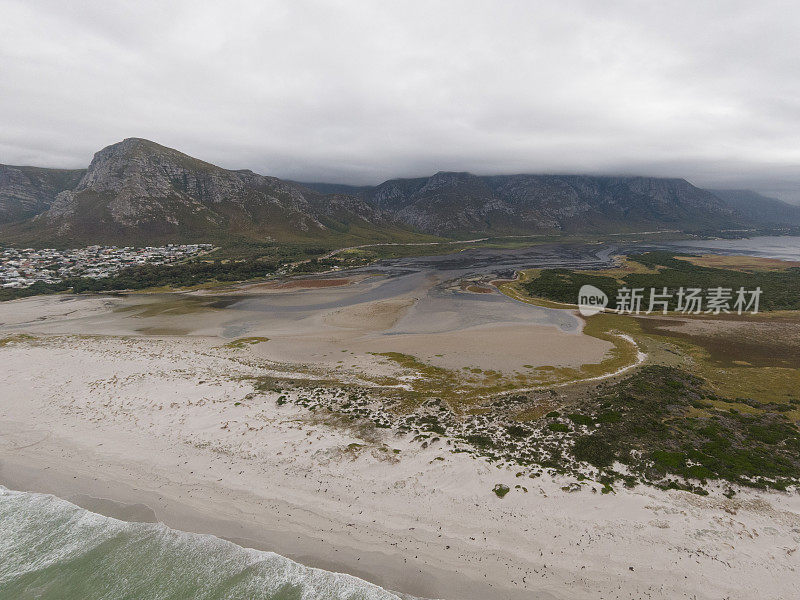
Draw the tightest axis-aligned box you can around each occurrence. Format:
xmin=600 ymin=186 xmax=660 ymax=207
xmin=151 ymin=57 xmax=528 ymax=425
xmin=0 ymin=165 xmax=85 ymax=224
xmin=709 ymin=189 xmax=800 ymax=227
xmin=2 ymin=138 xmax=788 ymax=247
xmin=0 ymin=139 xmax=416 ymax=246
xmin=306 ymin=172 xmax=741 ymax=236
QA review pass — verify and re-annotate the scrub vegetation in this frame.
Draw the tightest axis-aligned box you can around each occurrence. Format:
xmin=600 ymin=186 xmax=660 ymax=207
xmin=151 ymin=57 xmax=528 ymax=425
xmin=256 ymin=360 xmax=800 ymax=496
xmin=516 ymin=251 xmax=800 ymax=311
xmin=224 ymin=336 xmax=270 ymax=349
xmin=567 ymin=366 xmax=800 ymax=493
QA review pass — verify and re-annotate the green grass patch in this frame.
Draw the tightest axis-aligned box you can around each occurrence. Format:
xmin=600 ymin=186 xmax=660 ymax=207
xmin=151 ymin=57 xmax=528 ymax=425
xmin=224 ymin=336 xmax=270 ymax=349
xmin=493 ymin=484 xmax=510 ymax=498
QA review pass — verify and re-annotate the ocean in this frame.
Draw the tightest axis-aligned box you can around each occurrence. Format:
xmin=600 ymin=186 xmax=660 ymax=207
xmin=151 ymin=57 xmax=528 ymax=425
xmin=0 ymin=487 xmax=418 ymax=600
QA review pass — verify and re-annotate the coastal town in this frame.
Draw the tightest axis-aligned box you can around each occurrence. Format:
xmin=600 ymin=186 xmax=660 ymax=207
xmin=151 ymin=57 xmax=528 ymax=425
xmin=0 ymin=243 xmax=212 ymax=288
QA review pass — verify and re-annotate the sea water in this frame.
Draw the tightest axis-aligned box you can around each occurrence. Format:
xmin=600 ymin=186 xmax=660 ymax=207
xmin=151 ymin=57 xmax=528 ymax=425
xmin=0 ymin=487 xmax=418 ymax=600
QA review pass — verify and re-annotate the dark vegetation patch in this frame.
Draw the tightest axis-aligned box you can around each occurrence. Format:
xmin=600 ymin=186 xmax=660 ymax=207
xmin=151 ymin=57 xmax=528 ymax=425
xmin=505 ymin=424 xmax=531 ymax=438
xmin=547 ymin=422 xmax=570 ymax=433
xmin=493 ymin=484 xmax=510 ymax=498
xmin=567 ymin=413 xmax=594 ymax=426
xmin=523 ymin=251 xmax=800 ymax=311
xmin=568 ymin=366 xmax=800 ymax=492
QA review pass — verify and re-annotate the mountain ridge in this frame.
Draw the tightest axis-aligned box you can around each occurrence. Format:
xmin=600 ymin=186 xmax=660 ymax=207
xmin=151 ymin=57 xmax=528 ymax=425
xmin=707 ymin=189 xmax=800 ymax=227
xmin=0 ymin=165 xmax=86 ymax=224
xmin=1 ymin=137 xmax=795 ymax=246
xmin=344 ymin=171 xmax=739 ymax=236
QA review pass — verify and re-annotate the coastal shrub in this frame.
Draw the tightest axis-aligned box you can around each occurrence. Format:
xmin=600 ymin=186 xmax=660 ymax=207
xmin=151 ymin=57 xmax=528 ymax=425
xmin=596 ymin=411 xmax=621 ymax=423
xmin=417 ymin=415 xmax=446 ymax=435
xmin=563 ymin=366 xmax=800 ymax=490
xmin=567 ymin=413 xmax=593 ymax=426
xmin=547 ymin=423 xmax=569 ymax=433
xmin=505 ymin=424 xmax=531 ymax=438
xmin=465 ymin=434 xmax=494 ymax=449
xmin=492 ymin=484 xmax=510 ymax=498
xmin=651 ymin=450 xmax=686 ymax=470
xmin=573 ymin=434 xmax=616 ymax=469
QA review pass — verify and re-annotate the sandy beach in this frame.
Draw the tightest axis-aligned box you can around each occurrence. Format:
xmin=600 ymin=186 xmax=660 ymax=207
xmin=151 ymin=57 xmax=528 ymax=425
xmin=1 ymin=320 xmax=799 ymax=599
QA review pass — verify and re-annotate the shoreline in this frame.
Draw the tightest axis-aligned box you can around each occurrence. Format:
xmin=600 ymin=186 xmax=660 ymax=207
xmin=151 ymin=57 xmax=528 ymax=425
xmin=0 ymin=421 xmax=541 ymax=600
xmin=4 ymin=407 xmax=800 ymax=600
xmin=0 ymin=462 xmax=442 ymax=600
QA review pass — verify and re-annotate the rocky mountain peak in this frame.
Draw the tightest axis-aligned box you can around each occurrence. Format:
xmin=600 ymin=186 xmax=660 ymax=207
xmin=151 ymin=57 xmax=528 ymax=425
xmin=77 ymin=138 xmax=230 ymax=199
xmin=0 ymin=138 xmax=394 ymax=245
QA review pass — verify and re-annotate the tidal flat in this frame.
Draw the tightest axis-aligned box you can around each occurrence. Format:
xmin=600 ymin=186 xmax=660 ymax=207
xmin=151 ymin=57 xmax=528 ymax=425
xmin=0 ymin=244 xmax=623 ymax=388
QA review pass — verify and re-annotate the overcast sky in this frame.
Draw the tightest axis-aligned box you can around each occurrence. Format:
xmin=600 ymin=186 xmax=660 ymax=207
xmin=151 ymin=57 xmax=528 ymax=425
xmin=1 ymin=1 xmax=799 ymax=201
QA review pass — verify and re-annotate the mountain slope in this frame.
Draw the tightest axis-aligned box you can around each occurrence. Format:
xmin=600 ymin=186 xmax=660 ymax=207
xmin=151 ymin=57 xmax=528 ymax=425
xmin=354 ymin=172 xmax=741 ymax=236
xmin=0 ymin=165 xmax=85 ymax=224
xmin=1 ymin=139 xmax=418 ymax=246
xmin=709 ymin=189 xmax=800 ymax=227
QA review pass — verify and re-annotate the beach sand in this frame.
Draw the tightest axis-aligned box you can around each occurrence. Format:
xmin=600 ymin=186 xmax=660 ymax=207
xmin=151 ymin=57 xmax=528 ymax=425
xmin=1 ymin=331 xmax=799 ymax=600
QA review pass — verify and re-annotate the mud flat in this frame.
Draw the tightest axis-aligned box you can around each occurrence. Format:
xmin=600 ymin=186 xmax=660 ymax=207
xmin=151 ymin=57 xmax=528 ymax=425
xmin=0 ymin=252 xmax=612 ymax=378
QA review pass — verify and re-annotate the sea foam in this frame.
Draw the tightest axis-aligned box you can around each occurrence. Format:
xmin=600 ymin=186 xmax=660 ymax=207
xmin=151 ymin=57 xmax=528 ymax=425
xmin=0 ymin=487 xmax=423 ymax=600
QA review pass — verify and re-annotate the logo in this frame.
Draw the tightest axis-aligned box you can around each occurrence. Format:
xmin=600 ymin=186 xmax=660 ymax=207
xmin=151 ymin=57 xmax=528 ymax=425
xmin=575 ymin=285 xmax=761 ymax=316
xmin=577 ymin=284 xmax=608 ymax=316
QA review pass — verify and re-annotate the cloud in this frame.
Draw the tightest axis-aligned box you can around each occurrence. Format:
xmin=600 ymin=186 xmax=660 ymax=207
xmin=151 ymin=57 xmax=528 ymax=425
xmin=1 ymin=0 xmax=799 ymax=201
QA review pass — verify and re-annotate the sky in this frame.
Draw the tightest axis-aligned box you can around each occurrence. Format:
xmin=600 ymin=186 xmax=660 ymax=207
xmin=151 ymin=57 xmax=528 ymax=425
xmin=1 ymin=0 xmax=799 ymax=201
